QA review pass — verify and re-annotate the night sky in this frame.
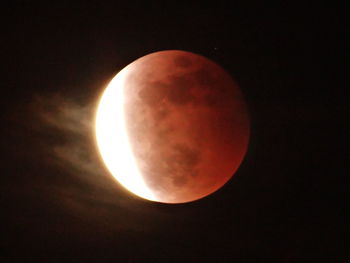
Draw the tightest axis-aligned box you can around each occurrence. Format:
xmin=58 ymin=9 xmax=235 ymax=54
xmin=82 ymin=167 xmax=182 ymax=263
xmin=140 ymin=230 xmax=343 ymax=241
xmin=1 ymin=2 xmax=345 ymax=262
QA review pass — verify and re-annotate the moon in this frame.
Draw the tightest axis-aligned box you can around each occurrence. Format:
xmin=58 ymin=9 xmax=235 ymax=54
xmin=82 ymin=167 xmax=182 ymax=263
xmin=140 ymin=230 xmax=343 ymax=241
xmin=95 ymin=50 xmax=250 ymax=203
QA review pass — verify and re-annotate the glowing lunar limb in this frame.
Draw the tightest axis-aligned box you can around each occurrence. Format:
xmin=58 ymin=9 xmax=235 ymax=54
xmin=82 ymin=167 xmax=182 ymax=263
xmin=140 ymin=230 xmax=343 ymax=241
xmin=95 ymin=68 xmax=157 ymax=201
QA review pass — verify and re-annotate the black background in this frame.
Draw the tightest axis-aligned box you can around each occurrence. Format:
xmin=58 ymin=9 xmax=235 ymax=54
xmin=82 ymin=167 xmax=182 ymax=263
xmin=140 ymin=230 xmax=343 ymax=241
xmin=1 ymin=2 xmax=345 ymax=262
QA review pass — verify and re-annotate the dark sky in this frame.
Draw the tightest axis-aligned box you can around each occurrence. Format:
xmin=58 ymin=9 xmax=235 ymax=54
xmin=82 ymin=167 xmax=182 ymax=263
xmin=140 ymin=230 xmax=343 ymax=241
xmin=1 ymin=2 xmax=345 ymax=262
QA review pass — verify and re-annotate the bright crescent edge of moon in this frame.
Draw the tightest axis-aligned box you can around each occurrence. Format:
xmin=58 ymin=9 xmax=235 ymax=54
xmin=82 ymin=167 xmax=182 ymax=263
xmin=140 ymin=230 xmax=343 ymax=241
xmin=95 ymin=67 xmax=158 ymax=202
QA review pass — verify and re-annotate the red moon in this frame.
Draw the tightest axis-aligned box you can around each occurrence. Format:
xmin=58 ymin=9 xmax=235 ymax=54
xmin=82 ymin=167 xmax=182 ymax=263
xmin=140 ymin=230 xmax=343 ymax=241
xmin=121 ymin=50 xmax=249 ymax=203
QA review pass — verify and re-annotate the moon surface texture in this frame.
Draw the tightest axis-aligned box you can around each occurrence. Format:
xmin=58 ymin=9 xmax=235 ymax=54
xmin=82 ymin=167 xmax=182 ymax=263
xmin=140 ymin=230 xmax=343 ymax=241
xmin=96 ymin=50 xmax=250 ymax=204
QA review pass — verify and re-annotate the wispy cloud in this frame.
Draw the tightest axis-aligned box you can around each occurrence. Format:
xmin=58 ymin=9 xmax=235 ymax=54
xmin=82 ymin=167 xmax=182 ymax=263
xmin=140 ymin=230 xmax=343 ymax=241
xmin=27 ymin=93 xmax=150 ymax=224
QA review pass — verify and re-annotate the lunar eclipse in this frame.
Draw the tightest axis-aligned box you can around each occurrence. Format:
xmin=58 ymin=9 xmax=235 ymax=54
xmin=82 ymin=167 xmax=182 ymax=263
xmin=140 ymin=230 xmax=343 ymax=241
xmin=96 ymin=50 xmax=250 ymax=203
